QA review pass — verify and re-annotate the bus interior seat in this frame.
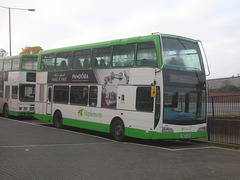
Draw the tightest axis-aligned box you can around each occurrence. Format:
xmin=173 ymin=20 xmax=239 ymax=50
xmin=73 ymin=60 xmax=82 ymax=69
xmin=100 ymin=59 xmax=106 ymax=67
xmin=83 ymin=59 xmax=89 ymax=68
xmin=93 ymin=58 xmax=99 ymax=68
xmin=141 ymin=59 xmax=148 ymax=65
xmin=115 ymin=61 xmax=123 ymax=66
xmin=124 ymin=61 xmax=132 ymax=66
xmin=60 ymin=60 xmax=67 ymax=69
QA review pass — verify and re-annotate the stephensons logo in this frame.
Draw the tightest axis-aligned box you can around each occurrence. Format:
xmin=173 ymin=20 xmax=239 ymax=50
xmin=78 ymin=107 xmax=102 ymax=118
xmin=78 ymin=108 xmax=84 ymax=117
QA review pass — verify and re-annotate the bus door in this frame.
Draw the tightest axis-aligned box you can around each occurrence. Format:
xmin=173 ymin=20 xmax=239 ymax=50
xmin=10 ymin=85 xmax=19 ymax=113
xmin=46 ymin=86 xmax=53 ymax=115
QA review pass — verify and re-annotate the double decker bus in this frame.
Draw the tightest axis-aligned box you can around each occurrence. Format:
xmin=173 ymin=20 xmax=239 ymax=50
xmin=0 ymin=54 xmax=38 ymax=117
xmin=34 ymin=33 xmax=208 ymax=141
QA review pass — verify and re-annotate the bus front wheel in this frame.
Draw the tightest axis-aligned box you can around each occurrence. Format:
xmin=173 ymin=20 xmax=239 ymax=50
xmin=53 ymin=111 xmax=63 ymax=128
xmin=3 ymin=104 xmax=9 ymax=118
xmin=111 ymin=119 xmax=125 ymax=141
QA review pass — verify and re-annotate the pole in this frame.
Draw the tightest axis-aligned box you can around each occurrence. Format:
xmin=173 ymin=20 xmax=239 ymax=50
xmin=0 ymin=6 xmax=35 ymax=56
xmin=9 ymin=8 xmax=12 ymax=56
xmin=212 ymin=96 xmax=215 ymax=118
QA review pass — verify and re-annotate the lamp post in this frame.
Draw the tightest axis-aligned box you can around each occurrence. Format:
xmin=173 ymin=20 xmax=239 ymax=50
xmin=0 ymin=6 xmax=35 ymax=56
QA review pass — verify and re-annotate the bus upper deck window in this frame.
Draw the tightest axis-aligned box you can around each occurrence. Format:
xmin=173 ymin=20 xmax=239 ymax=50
xmin=56 ymin=52 xmax=72 ymax=70
xmin=3 ymin=59 xmax=12 ymax=71
xmin=41 ymin=54 xmax=55 ymax=71
xmin=12 ymin=59 xmax=20 ymax=71
xmin=162 ymin=37 xmax=203 ymax=72
xmin=92 ymin=47 xmax=111 ymax=68
xmin=137 ymin=42 xmax=157 ymax=67
xmin=73 ymin=49 xmax=91 ymax=69
xmin=113 ymin=44 xmax=135 ymax=67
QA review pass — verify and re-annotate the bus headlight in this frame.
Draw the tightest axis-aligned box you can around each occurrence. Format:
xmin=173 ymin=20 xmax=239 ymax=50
xmin=162 ymin=127 xmax=174 ymax=133
xmin=197 ymin=126 xmax=206 ymax=132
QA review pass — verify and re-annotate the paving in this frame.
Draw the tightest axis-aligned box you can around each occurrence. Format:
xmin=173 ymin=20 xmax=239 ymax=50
xmin=0 ymin=117 xmax=240 ymax=180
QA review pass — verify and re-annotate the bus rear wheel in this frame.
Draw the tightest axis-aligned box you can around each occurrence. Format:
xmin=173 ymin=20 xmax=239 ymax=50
xmin=3 ymin=104 xmax=9 ymax=118
xmin=53 ymin=111 xmax=63 ymax=128
xmin=111 ymin=119 xmax=125 ymax=141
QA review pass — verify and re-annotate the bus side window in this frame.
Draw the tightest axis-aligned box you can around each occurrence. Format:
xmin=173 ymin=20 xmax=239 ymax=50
xmin=136 ymin=87 xmax=154 ymax=112
xmin=56 ymin=52 xmax=72 ymax=70
xmin=70 ymin=86 xmax=88 ymax=106
xmin=39 ymin=84 xmax=44 ymax=102
xmin=22 ymin=57 xmax=38 ymax=71
xmin=41 ymin=54 xmax=55 ymax=71
xmin=73 ymin=49 xmax=91 ymax=69
xmin=89 ymin=86 xmax=98 ymax=107
xmin=48 ymin=87 xmax=52 ymax=102
xmin=92 ymin=47 xmax=111 ymax=68
xmin=12 ymin=86 xmax=18 ymax=99
xmin=5 ymin=85 xmax=10 ymax=99
xmin=154 ymin=86 xmax=161 ymax=128
xmin=3 ymin=59 xmax=12 ymax=71
xmin=53 ymin=86 xmax=69 ymax=104
xmin=137 ymin=42 xmax=157 ymax=67
xmin=0 ymin=61 xmax=3 ymax=71
xmin=12 ymin=59 xmax=20 ymax=71
xmin=112 ymin=44 xmax=135 ymax=67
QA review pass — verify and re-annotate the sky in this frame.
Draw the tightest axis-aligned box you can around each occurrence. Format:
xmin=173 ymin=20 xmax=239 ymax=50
xmin=0 ymin=0 xmax=240 ymax=79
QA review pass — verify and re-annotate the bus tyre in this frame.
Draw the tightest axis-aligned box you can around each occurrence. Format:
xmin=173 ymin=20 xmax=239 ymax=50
xmin=3 ymin=104 xmax=9 ymax=118
xmin=111 ymin=119 xmax=125 ymax=141
xmin=53 ymin=111 xmax=63 ymax=128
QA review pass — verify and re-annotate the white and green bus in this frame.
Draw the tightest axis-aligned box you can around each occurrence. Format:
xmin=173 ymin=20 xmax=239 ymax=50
xmin=34 ymin=33 xmax=208 ymax=141
xmin=0 ymin=54 xmax=38 ymax=117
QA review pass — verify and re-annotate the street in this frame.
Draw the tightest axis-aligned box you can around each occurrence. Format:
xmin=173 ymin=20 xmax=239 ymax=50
xmin=0 ymin=117 xmax=240 ymax=180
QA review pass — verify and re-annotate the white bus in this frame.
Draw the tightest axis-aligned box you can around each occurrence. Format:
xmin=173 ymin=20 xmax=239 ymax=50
xmin=0 ymin=54 xmax=38 ymax=117
xmin=34 ymin=33 xmax=208 ymax=141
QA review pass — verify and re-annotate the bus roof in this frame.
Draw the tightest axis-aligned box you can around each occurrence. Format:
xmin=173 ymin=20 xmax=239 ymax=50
xmin=0 ymin=54 xmax=38 ymax=61
xmin=38 ymin=33 xmax=198 ymax=55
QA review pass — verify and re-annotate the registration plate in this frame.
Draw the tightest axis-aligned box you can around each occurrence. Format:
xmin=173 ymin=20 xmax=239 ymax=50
xmin=181 ymin=134 xmax=191 ymax=138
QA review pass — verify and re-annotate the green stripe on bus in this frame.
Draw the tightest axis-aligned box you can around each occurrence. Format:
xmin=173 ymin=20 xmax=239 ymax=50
xmin=62 ymin=117 xmax=109 ymax=133
xmin=34 ymin=113 xmax=206 ymax=140
xmin=9 ymin=111 xmax=34 ymax=117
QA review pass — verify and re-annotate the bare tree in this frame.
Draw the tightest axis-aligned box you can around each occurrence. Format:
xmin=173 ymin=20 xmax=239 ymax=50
xmin=0 ymin=48 xmax=8 ymax=57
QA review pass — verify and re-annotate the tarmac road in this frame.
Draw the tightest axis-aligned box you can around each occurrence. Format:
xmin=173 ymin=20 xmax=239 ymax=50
xmin=0 ymin=117 xmax=240 ymax=180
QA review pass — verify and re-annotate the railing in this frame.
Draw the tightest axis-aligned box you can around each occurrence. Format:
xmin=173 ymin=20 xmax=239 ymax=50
xmin=208 ymin=117 xmax=240 ymax=145
xmin=207 ymin=95 xmax=240 ymax=145
xmin=208 ymin=95 xmax=240 ymax=117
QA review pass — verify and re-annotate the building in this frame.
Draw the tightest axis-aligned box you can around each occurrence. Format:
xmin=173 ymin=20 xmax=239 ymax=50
xmin=207 ymin=76 xmax=240 ymax=97
xmin=207 ymin=76 xmax=240 ymax=91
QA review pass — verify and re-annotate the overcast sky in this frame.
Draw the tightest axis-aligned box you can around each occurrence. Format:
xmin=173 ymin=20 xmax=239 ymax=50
xmin=0 ymin=0 xmax=239 ymax=79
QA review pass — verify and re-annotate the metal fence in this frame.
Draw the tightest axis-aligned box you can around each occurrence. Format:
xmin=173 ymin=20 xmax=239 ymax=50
xmin=208 ymin=95 xmax=240 ymax=117
xmin=207 ymin=95 xmax=240 ymax=145
xmin=208 ymin=117 xmax=240 ymax=145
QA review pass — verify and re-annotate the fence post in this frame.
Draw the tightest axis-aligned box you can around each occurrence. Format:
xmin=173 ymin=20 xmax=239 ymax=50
xmin=207 ymin=117 xmax=210 ymax=141
xmin=212 ymin=96 xmax=214 ymax=118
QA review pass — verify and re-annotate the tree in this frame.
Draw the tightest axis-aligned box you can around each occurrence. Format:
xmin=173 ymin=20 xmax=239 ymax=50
xmin=19 ymin=46 xmax=43 ymax=55
xmin=217 ymin=85 xmax=240 ymax=92
xmin=0 ymin=48 xmax=8 ymax=57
